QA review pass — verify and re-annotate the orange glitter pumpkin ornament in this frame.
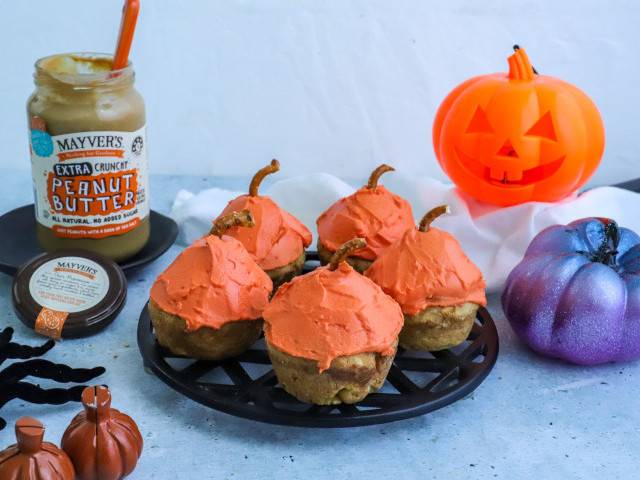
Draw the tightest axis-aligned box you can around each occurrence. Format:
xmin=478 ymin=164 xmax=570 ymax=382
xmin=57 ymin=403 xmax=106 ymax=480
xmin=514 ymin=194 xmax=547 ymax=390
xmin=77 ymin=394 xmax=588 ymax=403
xmin=433 ymin=46 xmax=604 ymax=206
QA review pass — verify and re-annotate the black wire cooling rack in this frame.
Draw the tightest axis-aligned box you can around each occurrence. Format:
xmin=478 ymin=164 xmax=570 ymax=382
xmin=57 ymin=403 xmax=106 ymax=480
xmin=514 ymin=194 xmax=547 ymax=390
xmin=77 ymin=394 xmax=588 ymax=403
xmin=137 ymin=253 xmax=499 ymax=428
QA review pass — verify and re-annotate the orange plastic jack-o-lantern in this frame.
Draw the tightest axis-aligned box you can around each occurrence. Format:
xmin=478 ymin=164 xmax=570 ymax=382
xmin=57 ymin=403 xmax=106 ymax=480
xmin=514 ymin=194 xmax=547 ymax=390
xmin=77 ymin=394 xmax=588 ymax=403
xmin=433 ymin=46 xmax=605 ymax=206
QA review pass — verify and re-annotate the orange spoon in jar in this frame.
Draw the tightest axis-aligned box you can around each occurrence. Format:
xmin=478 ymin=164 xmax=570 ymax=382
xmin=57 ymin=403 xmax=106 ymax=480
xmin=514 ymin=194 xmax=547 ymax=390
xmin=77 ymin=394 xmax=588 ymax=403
xmin=113 ymin=0 xmax=140 ymax=70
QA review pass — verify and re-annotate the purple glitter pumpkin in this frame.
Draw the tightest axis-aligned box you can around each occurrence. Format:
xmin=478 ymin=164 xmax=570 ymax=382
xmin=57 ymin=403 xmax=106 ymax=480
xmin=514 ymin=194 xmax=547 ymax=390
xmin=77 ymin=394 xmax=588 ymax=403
xmin=502 ymin=217 xmax=640 ymax=365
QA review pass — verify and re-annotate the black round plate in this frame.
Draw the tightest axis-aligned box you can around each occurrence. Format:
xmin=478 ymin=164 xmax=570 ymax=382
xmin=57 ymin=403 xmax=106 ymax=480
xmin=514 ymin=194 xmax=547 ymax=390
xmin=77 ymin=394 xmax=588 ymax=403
xmin=0 ymin=205 xmax=178 ymax=276
xmin=138 ymin=254 xmax=499 ymax=428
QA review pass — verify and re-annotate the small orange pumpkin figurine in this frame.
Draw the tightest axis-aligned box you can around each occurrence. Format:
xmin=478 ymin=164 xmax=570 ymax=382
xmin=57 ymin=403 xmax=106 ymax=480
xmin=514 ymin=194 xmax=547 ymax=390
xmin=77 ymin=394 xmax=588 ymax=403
xmin=216 ymin=159 xmax=312 ymax=288
xmin=433 ymin=46 xmax=605 ymax=206
xmin=62 ymin=386 xmax=143 ymax=480
xmin=0 ymin=417 xmax=75 ymax=480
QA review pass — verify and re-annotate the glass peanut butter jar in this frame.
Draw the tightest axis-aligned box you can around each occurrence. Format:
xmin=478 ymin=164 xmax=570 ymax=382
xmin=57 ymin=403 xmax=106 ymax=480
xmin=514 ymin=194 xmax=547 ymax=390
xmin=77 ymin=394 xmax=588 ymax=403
xmin=28 ymin=52 xmax=149 ymax=262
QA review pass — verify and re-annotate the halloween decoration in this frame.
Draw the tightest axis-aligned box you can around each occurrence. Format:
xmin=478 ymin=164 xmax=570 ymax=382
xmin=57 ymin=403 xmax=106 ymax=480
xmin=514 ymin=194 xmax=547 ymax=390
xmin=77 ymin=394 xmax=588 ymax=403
xmin=263 ymin=238 xmax=403 ymax=405
xmin=317 ymin=164 xmax=414 ymax=272
xmin=0 ymin=417 xmax=75 ymax=479
xmin=433 ymin=46 xmax=605 ymax=206
xmin=149 ymin=210 xmax=273 ymax=360
xmin=0 ymin=327 xmax=105 ymax=431
xmin=216 ymin=159 xmax=312 ymax=288
xmin=503 ymin=217 xmax=640 ymax=365
xmin=366 ymin=205 xmax=486 ymax=351
xmin=62 ymin=386 xmax=143 ymax=480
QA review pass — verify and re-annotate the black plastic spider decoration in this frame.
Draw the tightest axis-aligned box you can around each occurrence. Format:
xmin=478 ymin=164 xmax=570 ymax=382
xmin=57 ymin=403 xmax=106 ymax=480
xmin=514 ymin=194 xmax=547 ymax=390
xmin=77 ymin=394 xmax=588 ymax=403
xmin=0 ymin=327 xmax=105 ymax=430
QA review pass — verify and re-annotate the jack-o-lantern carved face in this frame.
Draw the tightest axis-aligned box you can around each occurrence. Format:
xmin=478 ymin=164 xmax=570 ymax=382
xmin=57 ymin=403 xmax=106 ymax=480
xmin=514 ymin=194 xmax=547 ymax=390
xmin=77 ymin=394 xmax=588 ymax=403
xmin=433 ymin=47 xmax=605 ymax=206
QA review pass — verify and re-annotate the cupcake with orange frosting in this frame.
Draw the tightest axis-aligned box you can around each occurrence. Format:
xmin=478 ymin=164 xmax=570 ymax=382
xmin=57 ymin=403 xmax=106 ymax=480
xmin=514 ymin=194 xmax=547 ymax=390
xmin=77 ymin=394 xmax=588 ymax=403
xmin=264 ymin=238 xmax=403 ymax=405
xmin=215 ymin=159 xmax=312 ymax=288
xmin=366 ymin=206 xmax=486 ymax=351
xmin=316 ymin=164 xmax=414 ymax=273
xmin=149 ymin=211 xmax=273 ymax=360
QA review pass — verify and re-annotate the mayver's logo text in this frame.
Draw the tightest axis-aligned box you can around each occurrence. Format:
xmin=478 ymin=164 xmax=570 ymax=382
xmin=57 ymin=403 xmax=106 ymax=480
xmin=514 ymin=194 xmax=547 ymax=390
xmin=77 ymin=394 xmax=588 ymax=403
xmin=56 ymin=261 xmax=98 ymax=276
xmin=56 ymin=134 xmax=124 ymax=151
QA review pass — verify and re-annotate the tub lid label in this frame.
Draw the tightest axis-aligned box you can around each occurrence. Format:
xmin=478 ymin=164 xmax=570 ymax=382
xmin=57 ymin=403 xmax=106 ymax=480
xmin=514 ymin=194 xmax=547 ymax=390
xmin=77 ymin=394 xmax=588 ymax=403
xmin=30 ymin=125 xmax=149 ymax=239
xmin=28 ymin=255 xmax=110 ymax=313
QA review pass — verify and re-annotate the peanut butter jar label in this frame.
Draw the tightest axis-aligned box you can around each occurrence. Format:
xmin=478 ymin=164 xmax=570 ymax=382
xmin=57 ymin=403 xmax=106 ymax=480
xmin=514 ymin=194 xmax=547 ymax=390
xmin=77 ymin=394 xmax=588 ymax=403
xmin=30 ymin=125 xmax=149 ymax=239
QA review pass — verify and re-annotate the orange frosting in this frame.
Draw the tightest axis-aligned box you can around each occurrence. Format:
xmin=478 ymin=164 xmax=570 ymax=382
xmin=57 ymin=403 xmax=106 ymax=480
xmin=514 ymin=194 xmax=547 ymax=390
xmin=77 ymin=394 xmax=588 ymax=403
xmin=263 ymin=262 xmax=403 ymax=372
xmin=365 ymin=228 xmax=487 ymax=314
xmin=150 ymin=235 xmax=273 ymax=331
xmin=317 ymin=185 xmax=414 ymax=260
xmin=217 ymin=195 xmax=312 ymax=271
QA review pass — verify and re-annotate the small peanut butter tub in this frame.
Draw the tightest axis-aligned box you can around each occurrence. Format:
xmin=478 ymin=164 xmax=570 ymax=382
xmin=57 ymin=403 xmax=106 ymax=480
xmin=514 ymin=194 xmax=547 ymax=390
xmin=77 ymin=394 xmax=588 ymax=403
xmin=12 ymin=249 xmax=127 ymax=339
xmin=28 ymin=53 xmax=149 ymax=262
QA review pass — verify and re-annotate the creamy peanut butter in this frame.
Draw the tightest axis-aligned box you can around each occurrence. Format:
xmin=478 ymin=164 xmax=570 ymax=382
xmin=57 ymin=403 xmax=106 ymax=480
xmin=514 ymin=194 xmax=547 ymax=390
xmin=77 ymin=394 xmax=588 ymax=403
xmin=28 ymin=53 xmax=149 ymax=261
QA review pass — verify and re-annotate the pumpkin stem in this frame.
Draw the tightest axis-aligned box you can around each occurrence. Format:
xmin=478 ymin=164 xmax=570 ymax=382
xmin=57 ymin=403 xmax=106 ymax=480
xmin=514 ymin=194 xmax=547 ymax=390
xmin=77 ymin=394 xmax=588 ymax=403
xmin=15 ymin=417 xmax=44 ymax=453
xmin=513 ymin=45 xmax=538 ymax=74
xmin=367 ymin=164 xmax=395 ymax=189
xmin=81 ymin=386 xmax=112 ymax=423
xmin=418 ymin=205 xmax=450 ymax=232
xmin=329 ymin=238 xmax=367 ymax=271
xmin=592 ymin=219 xmax=620 ymax=266
xmin=508 ymin=46 xmax=536 ymax=80
xmin=249 ymin=159 xmax=280 ymax=197
xmin=210 ymin=210 xmax=254 ymax=237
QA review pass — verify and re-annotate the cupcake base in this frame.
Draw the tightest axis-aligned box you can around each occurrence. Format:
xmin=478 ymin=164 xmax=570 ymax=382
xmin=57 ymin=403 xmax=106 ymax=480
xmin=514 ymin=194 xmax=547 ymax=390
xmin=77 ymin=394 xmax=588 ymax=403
xmin=265 ymin=252 xmax=306 ymax=290
xmin=266 ymin=340 xmax=397 ymax=405
xmin=400 ymin=302 xmax=479 ymax=351
xmin=317 ymin=242 xmax=372 ymax=273
xmin=148 ymin=300 xmax=262 ymax=360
